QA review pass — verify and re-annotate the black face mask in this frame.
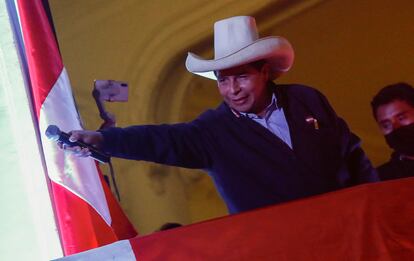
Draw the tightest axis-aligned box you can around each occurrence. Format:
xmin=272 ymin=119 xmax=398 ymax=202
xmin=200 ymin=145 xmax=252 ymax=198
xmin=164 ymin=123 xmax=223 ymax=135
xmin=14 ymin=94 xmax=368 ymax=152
xmin=385 ymin=123 xmax=414 ymax=156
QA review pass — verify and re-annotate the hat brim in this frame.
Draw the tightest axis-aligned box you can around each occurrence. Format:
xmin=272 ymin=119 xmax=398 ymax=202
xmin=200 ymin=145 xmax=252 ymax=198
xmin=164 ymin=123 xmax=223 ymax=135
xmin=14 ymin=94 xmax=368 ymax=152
xmin=185 ymin=36 xmax=294 ymax=80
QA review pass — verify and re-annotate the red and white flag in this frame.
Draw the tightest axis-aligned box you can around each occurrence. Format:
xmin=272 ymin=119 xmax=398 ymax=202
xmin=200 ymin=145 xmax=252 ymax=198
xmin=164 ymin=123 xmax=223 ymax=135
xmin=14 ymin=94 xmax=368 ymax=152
xmin=57 ymin=178 xmax=414 ymax=260
xmin=16 ymin=0 xmax=137 ymax=255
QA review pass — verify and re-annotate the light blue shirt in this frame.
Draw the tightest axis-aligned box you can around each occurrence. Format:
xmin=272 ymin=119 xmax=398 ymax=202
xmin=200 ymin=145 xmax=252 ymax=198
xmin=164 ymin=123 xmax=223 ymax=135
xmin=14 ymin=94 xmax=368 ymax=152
xmin=240 ymin=94 xmax=292 ymax=149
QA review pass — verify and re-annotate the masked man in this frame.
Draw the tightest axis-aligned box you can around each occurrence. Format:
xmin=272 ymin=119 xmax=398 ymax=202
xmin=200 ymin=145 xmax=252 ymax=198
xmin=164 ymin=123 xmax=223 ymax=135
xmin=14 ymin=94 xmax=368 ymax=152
xmin=371 ymin=82 xmax=414 ymax=180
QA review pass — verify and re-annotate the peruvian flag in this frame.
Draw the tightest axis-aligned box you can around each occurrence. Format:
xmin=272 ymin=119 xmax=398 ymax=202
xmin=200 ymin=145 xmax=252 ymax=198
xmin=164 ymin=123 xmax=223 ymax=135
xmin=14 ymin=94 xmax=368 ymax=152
xmin=16 ymin=0 xmax=137 ymax=256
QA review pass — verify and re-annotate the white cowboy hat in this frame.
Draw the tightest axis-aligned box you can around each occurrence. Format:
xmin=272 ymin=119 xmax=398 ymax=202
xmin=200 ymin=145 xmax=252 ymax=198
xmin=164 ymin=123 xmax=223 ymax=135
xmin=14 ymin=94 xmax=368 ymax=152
xmin=185 ymin=16 xmax=294 ymax=80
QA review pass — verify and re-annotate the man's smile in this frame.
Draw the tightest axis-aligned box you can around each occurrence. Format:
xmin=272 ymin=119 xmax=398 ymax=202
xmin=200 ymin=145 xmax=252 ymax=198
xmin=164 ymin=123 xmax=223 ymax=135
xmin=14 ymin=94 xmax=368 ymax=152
xmin=232 ymin=96 xmax=248 ymax=105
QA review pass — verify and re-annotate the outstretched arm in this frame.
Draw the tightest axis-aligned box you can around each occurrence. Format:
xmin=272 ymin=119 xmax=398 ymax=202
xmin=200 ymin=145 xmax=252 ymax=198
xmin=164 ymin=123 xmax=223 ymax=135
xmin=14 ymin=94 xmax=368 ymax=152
xmin=98 ymin=121 xmax=213 ymax=169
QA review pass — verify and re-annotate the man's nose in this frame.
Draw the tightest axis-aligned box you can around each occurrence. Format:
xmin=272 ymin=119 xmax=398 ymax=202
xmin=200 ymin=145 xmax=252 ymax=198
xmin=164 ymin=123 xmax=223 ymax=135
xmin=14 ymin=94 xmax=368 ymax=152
xmin=229 ymin=79 xmax=240 ymax=93
xmin=392 ymin=121 xmax=402 ymax=131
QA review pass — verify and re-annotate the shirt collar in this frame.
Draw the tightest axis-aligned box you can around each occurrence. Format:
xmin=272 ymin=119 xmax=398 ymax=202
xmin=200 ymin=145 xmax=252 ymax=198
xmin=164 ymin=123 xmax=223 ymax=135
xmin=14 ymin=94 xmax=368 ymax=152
xmin=239 ymin=94 xmax=278 ymax=119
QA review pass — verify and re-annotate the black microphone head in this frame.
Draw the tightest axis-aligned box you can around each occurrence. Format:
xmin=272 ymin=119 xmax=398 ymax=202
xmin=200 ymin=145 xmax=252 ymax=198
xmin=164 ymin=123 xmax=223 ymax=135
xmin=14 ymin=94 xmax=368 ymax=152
xmin=45 ymin=125 xmax=61 ymax=141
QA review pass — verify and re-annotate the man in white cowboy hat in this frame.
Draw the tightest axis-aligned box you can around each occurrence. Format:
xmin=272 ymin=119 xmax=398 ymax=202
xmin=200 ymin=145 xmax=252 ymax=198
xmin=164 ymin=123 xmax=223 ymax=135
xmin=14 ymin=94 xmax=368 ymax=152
xmin=62 ymin=16 xmax=378 ymax=214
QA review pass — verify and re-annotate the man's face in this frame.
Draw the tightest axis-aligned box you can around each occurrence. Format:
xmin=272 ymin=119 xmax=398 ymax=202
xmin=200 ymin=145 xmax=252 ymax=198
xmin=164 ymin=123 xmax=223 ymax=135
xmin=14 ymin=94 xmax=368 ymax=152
xmin=216 ymin=63 xmax=270 ymax=115
xmin=376 ymin=99 xmax=414 ymax=135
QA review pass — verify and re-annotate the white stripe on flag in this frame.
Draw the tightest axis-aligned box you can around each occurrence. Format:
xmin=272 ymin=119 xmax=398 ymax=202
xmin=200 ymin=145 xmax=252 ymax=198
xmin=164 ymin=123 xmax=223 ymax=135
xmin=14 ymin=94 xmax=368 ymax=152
xmin=39 ymin=68 xmax=111 ymax=225
xmin=52 ymin=239 xmax=136 ymax=261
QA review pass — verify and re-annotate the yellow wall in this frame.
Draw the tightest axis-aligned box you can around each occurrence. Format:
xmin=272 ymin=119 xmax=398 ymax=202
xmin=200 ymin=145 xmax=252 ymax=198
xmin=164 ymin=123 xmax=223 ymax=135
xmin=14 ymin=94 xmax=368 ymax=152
xmin=49 ymin=0 xmax=414 ymax=234
xmin=274 ymin=0 xmax=414 ymax=165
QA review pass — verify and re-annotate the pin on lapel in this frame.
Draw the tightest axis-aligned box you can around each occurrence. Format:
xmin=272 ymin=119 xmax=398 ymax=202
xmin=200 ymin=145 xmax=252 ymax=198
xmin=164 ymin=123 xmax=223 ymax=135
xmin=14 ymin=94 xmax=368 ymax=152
xmin=305 ymin=116 xmax=319 ymax=130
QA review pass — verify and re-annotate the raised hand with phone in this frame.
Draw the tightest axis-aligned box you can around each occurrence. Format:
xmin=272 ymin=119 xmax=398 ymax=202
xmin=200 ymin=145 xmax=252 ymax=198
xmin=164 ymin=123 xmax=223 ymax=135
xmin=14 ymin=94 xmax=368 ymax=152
xmin=93 ymin=79 xmax=129 ymax=129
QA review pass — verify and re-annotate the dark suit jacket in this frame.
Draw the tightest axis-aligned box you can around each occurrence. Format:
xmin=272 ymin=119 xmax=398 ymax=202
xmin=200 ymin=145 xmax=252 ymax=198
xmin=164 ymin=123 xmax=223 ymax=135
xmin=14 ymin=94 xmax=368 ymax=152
xmin=377 ymin=153 xmax=414 ymax=181
xmin=100 ymin=84 xmax=378 ymax=214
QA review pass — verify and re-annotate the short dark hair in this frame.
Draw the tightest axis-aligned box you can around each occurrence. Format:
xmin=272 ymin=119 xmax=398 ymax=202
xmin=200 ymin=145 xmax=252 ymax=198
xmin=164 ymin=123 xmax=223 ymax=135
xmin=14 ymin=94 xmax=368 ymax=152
xmin=371 ymin=82 xmax=414 ymax=120
xmin=248 ymin=59 xmax=268 ymax=71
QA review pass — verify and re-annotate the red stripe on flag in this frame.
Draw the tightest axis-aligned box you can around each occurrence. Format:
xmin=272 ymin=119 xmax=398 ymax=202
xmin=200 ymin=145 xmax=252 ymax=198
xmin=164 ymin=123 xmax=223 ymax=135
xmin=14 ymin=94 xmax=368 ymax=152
xmin=98 ymin=167 xmax=137 ymax=239
xmin=17 ymin=0 xmax=62 ymax=118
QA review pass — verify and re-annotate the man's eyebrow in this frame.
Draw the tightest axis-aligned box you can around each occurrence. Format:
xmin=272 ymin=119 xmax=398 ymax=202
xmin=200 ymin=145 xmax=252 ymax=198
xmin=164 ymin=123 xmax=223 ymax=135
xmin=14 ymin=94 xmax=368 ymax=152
xmin=394 ymin=111 xmax=409 ymax=118
xmin=378 ymin=110 xmax=410 ymax=124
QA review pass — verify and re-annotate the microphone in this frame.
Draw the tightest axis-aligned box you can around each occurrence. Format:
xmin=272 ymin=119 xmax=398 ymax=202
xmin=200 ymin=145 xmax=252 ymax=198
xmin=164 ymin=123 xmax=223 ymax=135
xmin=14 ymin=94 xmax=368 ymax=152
xmin=45 ymin=125 xmax=110 ymax=163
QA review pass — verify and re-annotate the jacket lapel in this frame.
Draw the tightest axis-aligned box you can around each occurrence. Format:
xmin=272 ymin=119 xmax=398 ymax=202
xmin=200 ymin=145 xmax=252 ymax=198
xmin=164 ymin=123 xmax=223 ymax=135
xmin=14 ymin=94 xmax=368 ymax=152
xmin=275 ymin=84 xmax=312 ymax=152
xmin=275 ymin=84 xmax=342 ymax=178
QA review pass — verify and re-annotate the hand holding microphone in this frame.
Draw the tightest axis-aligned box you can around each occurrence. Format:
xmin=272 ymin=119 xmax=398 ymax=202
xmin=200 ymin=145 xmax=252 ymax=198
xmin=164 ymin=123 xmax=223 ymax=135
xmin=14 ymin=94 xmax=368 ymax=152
xmin=45 ymin=125 xmax=110 ymax=163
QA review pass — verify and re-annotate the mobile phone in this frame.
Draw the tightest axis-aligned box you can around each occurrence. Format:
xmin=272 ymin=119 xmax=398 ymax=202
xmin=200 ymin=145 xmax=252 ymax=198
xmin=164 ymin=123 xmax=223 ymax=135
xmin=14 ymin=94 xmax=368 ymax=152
xmin=94 ymin=79 xmax=128 ymax=102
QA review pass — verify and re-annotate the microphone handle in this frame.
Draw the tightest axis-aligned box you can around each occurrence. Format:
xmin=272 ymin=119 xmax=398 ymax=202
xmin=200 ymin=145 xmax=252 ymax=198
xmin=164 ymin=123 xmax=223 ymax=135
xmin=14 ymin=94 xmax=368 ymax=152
xmin=59 ymin=132 xmax=110 ymax=163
